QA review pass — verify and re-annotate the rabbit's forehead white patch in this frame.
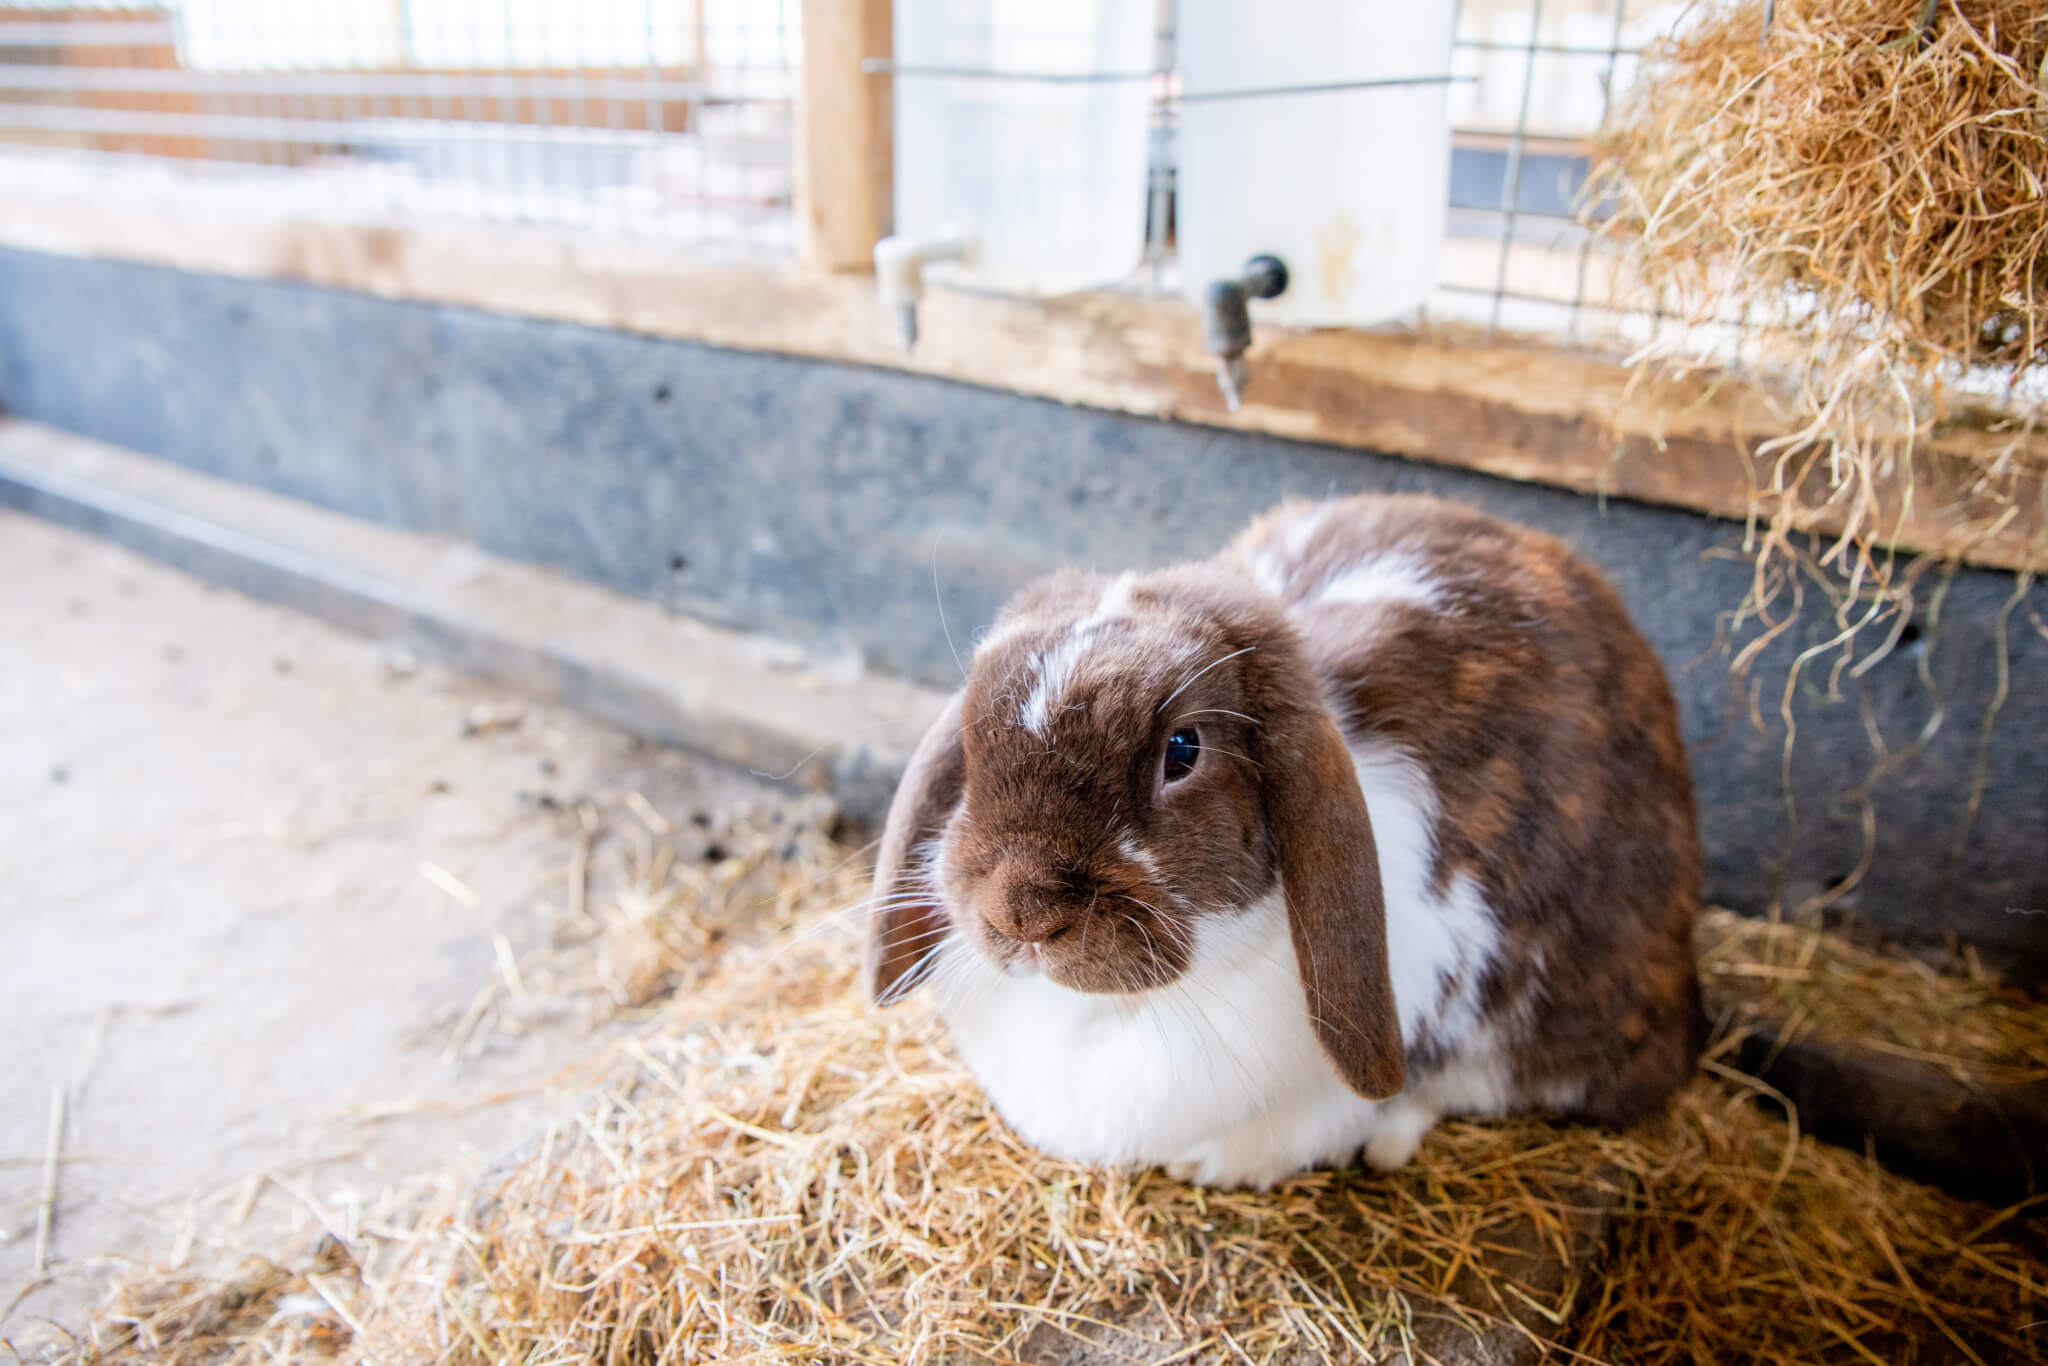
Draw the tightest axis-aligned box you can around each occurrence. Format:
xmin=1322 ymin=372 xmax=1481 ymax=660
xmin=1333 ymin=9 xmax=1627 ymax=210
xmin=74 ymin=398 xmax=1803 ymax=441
xmin=1017 ymin=573 xmax=1139 ymax=734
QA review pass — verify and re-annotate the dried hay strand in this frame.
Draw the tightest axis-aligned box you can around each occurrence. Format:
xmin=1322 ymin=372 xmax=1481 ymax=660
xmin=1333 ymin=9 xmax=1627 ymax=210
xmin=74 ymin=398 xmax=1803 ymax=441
xmin=1589 ymin=0 xmax=2048 ymax=657
xmin=47 ymin=861 xmax=2048 ymax=1366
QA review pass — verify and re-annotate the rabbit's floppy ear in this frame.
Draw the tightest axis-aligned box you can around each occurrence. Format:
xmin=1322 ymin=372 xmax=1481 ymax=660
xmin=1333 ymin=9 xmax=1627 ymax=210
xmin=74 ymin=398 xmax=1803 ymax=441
xmin=868 ymin=690 xmax=966 ymax=1005
xmin=1249 ymin=651 xmax=1406 ymax=1099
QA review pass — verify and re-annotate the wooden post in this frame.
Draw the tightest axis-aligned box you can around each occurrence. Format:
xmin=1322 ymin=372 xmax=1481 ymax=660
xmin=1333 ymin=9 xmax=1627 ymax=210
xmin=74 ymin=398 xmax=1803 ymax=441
xmin=796 ymin=0 xmax=892 ymax=273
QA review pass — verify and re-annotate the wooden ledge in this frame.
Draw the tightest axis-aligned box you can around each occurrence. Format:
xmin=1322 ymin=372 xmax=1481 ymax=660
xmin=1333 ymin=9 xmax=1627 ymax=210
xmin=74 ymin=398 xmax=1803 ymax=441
xmin=1 ymin=167 xmax=2040 ymax=572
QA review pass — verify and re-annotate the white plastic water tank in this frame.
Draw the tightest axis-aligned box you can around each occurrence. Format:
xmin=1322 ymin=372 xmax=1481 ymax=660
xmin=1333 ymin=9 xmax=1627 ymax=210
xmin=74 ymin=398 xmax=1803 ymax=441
xmin=1176 ymin=0 xmax=1456 ymax=327
xmin=892 ymin=0 xmax=1155 ymax=296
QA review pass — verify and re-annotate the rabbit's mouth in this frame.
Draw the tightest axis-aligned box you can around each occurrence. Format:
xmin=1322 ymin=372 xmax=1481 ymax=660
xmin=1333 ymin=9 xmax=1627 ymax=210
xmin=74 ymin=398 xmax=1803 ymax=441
xmin=988 ymin=925 xmax=1056 ymax=979
xmin=977 ymin=913 xmax=1192 ymax=996
xmin=955 ymin=853 xmax=1195 ymax=993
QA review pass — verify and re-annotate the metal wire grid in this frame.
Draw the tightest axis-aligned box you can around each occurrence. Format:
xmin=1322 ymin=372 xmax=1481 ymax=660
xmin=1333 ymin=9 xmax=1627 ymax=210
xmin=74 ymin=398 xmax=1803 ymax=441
xmin=0 ymin=1 xmax=801 ymax=249
xmin=1433 ymin=0 xmax=1679 ymax=347
xmin=0 ymin=1 xmax=1682 ymax=349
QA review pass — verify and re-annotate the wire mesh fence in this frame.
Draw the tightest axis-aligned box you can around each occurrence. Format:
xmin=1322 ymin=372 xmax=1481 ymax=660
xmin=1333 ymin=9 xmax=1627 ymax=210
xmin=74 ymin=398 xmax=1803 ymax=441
xmin=1436 ymin=0 xmax=1685 ymax=346
xmin=0 ymin=0 xmax=1688 ymax=347
xmin=0 ymin=0 xmax=801 ymax=248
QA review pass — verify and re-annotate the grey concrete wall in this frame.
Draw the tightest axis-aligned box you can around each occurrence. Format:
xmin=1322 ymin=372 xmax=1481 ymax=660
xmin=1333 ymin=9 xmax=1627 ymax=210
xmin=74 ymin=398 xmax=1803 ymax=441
xmin=1 ymin=246 xmax=2042 ymax=983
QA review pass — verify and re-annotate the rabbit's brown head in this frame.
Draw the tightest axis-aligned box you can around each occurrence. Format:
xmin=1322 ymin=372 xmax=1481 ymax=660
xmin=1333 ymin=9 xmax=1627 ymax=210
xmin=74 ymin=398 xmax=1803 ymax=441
xmin=869 ymin=566 xmax=1406 ymax=1100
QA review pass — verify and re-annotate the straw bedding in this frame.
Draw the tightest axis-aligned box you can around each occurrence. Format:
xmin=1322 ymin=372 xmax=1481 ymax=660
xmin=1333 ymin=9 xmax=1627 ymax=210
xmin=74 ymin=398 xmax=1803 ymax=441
xmin=45 ymin=855 xmax=2046 ymax=1366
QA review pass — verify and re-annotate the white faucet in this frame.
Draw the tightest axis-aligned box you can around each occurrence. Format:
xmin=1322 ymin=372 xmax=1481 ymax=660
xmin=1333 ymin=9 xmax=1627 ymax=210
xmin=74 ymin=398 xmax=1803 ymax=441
xmin=873 ymin=227 xmax=976 ymax=351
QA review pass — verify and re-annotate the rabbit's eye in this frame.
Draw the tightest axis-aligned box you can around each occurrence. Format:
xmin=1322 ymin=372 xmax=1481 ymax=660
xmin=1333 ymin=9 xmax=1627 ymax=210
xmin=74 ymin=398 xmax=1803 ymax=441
xmin=1162 ymin=727 xmax=1201 ymax=783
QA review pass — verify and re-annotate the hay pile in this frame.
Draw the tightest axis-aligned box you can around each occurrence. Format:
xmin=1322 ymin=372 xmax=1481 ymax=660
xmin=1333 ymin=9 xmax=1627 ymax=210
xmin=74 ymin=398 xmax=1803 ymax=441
xmin=1700 ymin=905 xmax=2048 ymax=1088
xmin=46 ymin=862 xmax=2048 ymax=1366
xmin=1595 ymin=0 xmax=2048 ymax=405
xmin=1591 ymin=0 xmax=2048 ymax=614
xmin=1599 ymin=0 xmax=2048 ymax=379
xmin=75 ymin=1239 xmax=363 ymax=1366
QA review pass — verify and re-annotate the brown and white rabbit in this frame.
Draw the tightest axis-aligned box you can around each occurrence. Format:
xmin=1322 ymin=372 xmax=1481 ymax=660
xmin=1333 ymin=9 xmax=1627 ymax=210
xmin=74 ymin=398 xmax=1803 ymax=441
xmin=868 ymin=493 xmax=1704 ymax=1188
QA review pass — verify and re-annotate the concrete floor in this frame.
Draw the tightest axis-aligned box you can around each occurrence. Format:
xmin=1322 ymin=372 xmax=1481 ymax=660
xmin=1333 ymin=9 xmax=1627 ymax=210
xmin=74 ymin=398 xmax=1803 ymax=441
xmin=0 ymin=510 xmax=809 ymax=1349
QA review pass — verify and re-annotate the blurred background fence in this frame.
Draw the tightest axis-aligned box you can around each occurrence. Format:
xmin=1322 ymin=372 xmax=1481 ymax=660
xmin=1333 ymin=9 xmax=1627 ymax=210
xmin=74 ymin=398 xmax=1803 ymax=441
xmin=0 ymin=1 xmax=802 ymax=247
xmin=0 ymin=0 xmax=1690 ymax=347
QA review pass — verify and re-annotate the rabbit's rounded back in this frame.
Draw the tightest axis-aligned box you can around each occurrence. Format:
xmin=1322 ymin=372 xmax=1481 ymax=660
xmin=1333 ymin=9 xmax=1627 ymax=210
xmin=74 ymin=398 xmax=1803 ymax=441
xmin=1228 ymin=495 xmax=1704 ymax=1122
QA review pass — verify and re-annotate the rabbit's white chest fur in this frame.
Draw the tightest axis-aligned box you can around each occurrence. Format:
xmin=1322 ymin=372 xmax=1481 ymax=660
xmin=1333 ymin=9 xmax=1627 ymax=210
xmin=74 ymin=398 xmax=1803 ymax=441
xmin=935 ymin=740 xmax=1511 ymax=1188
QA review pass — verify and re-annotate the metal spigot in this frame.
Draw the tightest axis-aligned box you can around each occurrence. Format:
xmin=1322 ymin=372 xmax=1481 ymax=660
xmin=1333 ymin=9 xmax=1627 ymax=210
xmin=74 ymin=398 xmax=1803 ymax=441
xmin=1200 ymin=254 xmax=1289 ymax=411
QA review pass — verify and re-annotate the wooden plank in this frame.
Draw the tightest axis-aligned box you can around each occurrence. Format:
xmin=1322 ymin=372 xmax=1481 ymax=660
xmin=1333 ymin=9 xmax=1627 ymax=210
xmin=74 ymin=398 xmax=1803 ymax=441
xmin=0 ymin=167 xmax=2040 ymax=573
xmin=794 ymin=0 xmax=891 ymax=273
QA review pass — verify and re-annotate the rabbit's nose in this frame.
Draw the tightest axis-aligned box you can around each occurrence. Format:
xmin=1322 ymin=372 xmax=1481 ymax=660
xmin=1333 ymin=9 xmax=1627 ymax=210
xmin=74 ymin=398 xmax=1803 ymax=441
xmin=985 ymin=865 xmax=1081 ymax=944
xmin=986 ymin=893 xmax=1076 ymax=945
xmin=1014 ymin=902 xmax=1077 ymax=944
xmin=983 ymin=860 xmax=1097 ymax=946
